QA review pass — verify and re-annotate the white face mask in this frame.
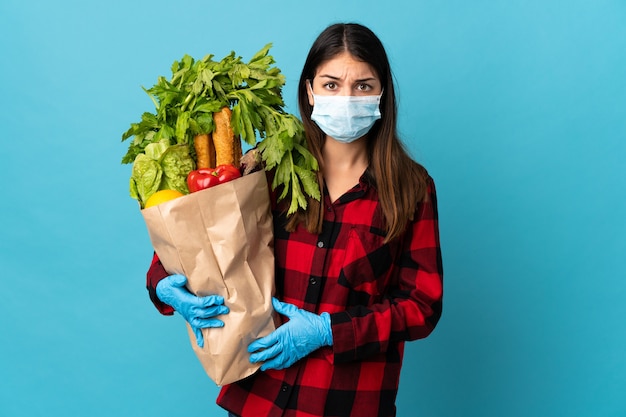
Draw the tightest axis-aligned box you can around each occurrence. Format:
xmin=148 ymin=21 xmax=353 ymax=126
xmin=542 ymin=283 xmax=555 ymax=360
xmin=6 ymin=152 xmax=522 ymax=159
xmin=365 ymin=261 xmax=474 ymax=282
xmin=310 ymin=89 xmax=383 ymax=143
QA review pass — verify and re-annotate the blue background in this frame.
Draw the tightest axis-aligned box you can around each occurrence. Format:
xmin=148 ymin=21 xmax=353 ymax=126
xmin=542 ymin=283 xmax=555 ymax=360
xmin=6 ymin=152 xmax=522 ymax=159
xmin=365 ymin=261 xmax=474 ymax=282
xmin=1 ymin=1 xmax=624 ymax=416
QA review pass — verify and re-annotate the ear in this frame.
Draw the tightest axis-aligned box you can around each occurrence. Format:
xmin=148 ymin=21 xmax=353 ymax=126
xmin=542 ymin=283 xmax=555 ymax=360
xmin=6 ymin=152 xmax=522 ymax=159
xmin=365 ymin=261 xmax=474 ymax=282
xmin=306 ymin=80 xmax=314 ymax=106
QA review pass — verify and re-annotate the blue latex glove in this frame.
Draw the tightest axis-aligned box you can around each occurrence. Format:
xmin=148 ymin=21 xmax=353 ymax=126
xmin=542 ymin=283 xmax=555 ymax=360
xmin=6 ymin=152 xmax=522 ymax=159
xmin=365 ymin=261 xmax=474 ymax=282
xmin=156 ymin=274 xmax=229 ymax=348
xmin=248 ymin=297 xmax=333 ymax=371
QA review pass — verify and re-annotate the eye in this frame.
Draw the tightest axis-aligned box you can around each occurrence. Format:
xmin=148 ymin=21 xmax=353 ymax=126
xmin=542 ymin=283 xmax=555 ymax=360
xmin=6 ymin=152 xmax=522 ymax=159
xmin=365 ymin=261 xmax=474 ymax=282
xmin=323 ymin=82 xmax=337 ymax=90
xmin=356 ymin=83 xmax=373 ymax=92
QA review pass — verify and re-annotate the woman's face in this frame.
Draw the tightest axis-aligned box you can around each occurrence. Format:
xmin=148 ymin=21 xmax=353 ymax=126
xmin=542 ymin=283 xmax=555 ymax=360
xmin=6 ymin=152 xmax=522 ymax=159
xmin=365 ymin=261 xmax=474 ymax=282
xmin=308 ymin=51 xmax=382 ymax=105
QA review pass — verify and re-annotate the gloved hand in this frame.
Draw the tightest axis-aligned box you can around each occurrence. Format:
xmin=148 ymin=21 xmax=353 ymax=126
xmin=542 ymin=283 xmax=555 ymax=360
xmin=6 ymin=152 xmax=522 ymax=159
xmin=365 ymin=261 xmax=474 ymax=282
xmin=248 ymin=297 xmax=332 ymax=371
xmin=156 ymin=274 xmax=229 ymax=348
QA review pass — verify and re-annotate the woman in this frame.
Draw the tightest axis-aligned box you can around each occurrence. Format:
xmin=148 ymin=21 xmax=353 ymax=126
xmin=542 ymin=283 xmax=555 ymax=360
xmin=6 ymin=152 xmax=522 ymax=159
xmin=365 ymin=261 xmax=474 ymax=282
xmin=147 ymin=23 xmax=443 ymax=417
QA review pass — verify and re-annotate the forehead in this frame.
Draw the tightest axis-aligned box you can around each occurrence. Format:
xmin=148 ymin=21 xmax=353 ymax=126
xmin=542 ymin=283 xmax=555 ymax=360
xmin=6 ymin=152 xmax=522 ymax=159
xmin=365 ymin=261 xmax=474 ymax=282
xmin=314 ymin=52 xmax=378 ymax=80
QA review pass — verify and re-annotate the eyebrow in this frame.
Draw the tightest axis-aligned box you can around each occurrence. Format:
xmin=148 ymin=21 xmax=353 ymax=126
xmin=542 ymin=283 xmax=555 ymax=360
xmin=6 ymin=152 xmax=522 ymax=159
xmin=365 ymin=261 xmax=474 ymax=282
xmin=317 ymin=74 xmax=377 ymax=83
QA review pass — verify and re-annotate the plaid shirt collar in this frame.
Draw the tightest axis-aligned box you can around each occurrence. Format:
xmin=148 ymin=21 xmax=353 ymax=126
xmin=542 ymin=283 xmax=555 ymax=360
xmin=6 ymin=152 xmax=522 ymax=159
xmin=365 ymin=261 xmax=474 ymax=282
xmin=330 ymin=168 xmax=374 ymax=205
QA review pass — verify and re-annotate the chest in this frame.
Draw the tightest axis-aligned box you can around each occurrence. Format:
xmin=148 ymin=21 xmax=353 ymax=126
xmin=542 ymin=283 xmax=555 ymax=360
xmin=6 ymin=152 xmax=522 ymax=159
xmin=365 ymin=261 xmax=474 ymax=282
xmin=324 ymin=172 xmax=363 ymax=203
xmin=273 ymin=193 xmax=401 ymax=310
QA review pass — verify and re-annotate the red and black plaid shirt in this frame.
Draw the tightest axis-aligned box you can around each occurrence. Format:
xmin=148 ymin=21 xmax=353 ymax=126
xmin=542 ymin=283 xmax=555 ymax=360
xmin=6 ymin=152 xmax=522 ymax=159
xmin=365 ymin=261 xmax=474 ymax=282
xmin=146 ymin=170 xmax=443 ymax=417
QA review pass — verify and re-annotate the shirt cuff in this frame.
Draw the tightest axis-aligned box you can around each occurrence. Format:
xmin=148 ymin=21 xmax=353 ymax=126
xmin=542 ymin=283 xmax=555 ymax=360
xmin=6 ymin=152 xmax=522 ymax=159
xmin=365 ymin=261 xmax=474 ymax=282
xmin=146 ymin=252 xmax=175 ymax=315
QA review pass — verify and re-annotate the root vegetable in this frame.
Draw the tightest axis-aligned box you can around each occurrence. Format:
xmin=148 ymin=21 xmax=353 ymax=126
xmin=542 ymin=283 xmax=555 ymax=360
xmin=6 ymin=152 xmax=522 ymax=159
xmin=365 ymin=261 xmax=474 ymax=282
xmin=213 ymin=107 xmax=242 ymax=168
xmin=193 ymin=133 xmax=215 ymax=169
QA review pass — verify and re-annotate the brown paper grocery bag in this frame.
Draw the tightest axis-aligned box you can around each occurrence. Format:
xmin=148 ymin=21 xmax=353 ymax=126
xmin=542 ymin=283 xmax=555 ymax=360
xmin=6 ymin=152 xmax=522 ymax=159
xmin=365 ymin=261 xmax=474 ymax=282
xmin=141 ymin=170 xmax=276 ymax=386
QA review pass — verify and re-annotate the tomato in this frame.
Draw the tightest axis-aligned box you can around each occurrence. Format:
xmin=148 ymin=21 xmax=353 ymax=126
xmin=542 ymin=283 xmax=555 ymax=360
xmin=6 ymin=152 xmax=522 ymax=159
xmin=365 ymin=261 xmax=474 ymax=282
xmin=187 ymin=164 xmax=242 ymax=193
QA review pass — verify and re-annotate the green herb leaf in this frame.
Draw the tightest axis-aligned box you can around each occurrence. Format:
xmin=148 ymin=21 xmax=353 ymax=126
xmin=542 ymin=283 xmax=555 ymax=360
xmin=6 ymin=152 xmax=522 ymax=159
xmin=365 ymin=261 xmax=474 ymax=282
xmin=121 ymin=44 xmax=320 ymax=212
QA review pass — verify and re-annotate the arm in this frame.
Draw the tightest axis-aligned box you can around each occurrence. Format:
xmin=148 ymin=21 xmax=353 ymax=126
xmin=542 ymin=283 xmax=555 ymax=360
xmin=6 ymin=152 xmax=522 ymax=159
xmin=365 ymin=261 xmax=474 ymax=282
xmin=145 ymin=252 xmax=230 ymax=347
xmin=249 ymin=178 xmax=443 ymax=369
xmin=248 ymin=297 xmax=332 ymax=371
xmin=146 ymin=252 xmax=174 ymax=315
xmin=331 ymin=177 xmax=443 ymax=362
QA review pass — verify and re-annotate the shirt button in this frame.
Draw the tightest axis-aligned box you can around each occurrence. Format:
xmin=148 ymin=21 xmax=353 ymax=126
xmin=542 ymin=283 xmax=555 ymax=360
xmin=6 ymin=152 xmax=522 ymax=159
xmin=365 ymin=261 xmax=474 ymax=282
xmin=281 ymin=383 xmax=289 ymax=392
xmin=309 ymin=277 xmax=317 ymax=285
xmin=317 ymin=241 xmax=324 ymax=248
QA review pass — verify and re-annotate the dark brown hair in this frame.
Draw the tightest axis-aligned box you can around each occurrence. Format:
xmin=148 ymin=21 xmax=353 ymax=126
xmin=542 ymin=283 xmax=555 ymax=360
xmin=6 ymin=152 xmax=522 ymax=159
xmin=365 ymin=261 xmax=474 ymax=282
xmin=289 ymin=23 xmax=428 ymax=242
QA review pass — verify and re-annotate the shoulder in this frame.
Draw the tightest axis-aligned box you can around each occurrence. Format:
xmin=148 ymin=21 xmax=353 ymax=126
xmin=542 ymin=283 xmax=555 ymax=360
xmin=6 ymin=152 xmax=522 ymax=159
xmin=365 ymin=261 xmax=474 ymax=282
xmin=408 ymin=160 xmax=436 ymax=202
xmin=423 ymin=172 xmax=437 ymax=203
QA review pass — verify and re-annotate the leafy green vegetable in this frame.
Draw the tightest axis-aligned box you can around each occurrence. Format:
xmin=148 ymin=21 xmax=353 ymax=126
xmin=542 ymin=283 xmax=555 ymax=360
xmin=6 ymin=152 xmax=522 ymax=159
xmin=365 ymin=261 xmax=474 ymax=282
xmin=130 ymin=154 xmax=163 ymax=208
xmin=160 ymin=145 xmax=194 ymax=195
xmin=129 ymin=140 xmax=194 ymax=207
xmin=144 ymin=140 xmax=169 ymax=160
xmin=121 ymin=44 xmax=320 ymax=214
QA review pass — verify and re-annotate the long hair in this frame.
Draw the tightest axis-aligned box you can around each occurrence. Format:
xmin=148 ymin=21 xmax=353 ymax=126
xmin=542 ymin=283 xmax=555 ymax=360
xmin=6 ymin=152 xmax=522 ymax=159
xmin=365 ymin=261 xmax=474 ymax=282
xmin=289 ymin=23 xmax=428 ymax=242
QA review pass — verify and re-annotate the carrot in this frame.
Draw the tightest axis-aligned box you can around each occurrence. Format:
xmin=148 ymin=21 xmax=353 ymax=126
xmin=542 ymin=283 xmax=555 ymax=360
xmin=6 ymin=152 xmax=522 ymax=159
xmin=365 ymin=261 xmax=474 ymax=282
xmin=194 ymin=133 xmax=215 ymax=168
xmin=232 ymin=131 xmax=242 ymax=168
xmin=213 ymin=107 xmax=242 ymax=168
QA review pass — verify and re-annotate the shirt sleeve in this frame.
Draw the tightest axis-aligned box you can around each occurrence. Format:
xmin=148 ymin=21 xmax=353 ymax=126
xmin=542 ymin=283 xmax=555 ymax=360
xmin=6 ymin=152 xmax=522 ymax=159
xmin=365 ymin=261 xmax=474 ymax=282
xmin=330 ymin=176 xmax=443 ymax=363
xmin=146 ymin=252 xmax=175 ymax=315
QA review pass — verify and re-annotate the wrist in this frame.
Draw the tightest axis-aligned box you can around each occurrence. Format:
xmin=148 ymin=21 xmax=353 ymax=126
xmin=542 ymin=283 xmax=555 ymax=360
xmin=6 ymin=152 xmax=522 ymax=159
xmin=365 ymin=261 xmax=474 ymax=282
xmin=320 ymin=312 xmax=333 ymax=346
xmin=155 ymin=275 xmax=179 ymax=307
xmin=155 ymin=279 xmax=167 ymax=303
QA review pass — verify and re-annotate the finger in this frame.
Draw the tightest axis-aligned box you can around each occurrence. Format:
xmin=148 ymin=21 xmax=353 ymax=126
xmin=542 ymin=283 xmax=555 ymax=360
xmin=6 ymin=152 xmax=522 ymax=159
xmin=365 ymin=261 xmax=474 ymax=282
xmin=249 ymin=340 xmax=283 ymax=364
xmin=193 ymin=327 xmax=204 ymax=348
xmin=182 ymin=294 xmax=223 ymax=311
xmin=262 ymin=347 xmax=302 ymax=371
xmin=199 ymin=295 xmax=225 ymax=307
xmin=272 ymin=298 xmax=298 ymax=317
xmin=260 ymin=353 xmax=289 ymax=371
xmin=169 ymin=274 xmax=188 ymax=287
xmin=190 ymin=317 xmax=225 ymax=329
xmin=184 ymin=295 xmax=225 ymax=312
xmin=194 ymin=305 xmax=229 ymax=319
xmin=248 ymin=331 xmax=280 ymax=353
